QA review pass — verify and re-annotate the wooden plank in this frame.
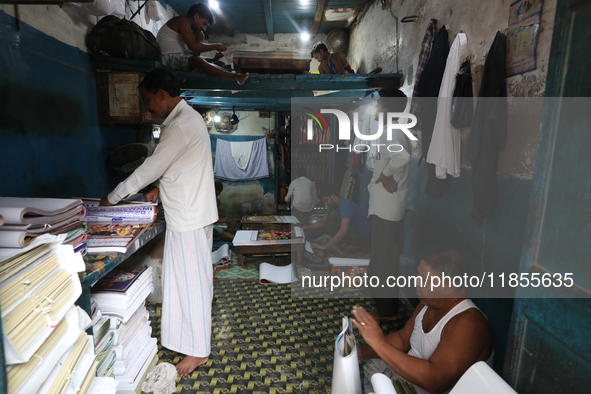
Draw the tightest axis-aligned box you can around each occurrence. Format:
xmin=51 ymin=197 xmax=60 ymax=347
xmin=311 ymin=0 xmax=329 ymax=34
xmin=263 ymin=0 xmax=275 ymax=41
xmin=178 ymin=72 xmax=402 ymax=91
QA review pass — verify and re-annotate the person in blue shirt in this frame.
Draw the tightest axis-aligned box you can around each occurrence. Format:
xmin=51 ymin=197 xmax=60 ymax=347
xmin=302 ymin=185 xmax=370 ymax=252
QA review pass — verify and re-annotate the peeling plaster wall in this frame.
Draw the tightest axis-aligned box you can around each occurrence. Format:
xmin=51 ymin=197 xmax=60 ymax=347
xmin=0 ymin=2 xmax=173 ymax=52
xmin=347 ymin=1 xmax=559 ymax=373
xmin=348 ymin=0 xmax=556 ymax=179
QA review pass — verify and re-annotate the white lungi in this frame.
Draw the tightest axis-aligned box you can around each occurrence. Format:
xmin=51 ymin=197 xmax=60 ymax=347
xmin=161 ymin=226 xmax=213 ymax=357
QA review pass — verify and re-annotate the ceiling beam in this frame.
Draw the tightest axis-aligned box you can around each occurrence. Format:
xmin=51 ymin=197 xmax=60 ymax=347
xmin=262 ymin=0 xmax=274 ymax=41
xmin=311 ymin=0 xmax=328 ymax=34
xmin=181 ymin=89 xmax=372 ymax=99
xmin=177 ymin=73 xmax=402 ymax=91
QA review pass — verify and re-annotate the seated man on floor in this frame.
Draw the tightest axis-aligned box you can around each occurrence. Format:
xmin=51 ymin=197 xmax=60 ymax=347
xmin=214 ymin=179 xmax=239 ymax=243
xmin=157 ymin=3 xmax=249 ymax=84
xmin=352 ymin=250 xmax=494 ymax=394
xmin=311 ymin=42 xmax=355 ymax=75
xmin=302 ymin=185 xmax=370 ymax=253
xmin=284 ymin=166 xmax=318 ymax=224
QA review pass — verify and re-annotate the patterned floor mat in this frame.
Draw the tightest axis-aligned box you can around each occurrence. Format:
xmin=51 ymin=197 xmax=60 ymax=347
xmin=148 ymin=280 xmax=411 ymax=393
xmin=214 ymin=254 xmax=313 ymax=281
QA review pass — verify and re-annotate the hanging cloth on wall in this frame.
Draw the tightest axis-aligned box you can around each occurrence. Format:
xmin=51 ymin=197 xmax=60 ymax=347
xmin=450 ymin=60 xmax=474 ymax=128
xmin=410 ymin=18 xmax=438 ymax=118
xmin=426 ymin=32 xmax=468 ymax=180
xmin=230 ymin=140 xmax=254 ymax=170
xmin=467 ymin=31 xmax=508 ymax=224
xmin=214 ymin=138 xmax=269 ymax=181
xmin=415 ymin=26 xmax=451 ymax=197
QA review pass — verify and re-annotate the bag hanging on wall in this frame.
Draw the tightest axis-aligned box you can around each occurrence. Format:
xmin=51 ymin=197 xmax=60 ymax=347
xmin=450 ymin=59 xmax=474 ymax=128
xmin=86 ymin=15 xmax=161 ymax=61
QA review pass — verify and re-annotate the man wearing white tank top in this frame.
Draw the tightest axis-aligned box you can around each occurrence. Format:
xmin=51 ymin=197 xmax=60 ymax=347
xmin=156 ymin=3 xmax=249 ymax=84
xmin=352 ymin=251 xmax=494 ymax=394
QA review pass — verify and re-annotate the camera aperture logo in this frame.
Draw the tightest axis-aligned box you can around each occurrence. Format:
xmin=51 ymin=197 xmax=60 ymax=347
xmin=304 ymin=107 xmax=330 ymax=134
xmin=305 ymin=108 xmax=418 ymax=153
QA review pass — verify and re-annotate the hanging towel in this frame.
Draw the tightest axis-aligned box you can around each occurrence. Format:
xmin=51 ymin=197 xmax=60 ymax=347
xmin=230 ymin=140 xmax=254 ymax=170
xmin=426 ymin=32 xmax=468 ymax=179
xmin=214 ymin=138 xmax=269 ymax=180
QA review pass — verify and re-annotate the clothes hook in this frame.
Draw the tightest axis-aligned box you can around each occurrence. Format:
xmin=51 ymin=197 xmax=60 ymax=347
xmin=401 ymin=15 xmax=420 ymax=23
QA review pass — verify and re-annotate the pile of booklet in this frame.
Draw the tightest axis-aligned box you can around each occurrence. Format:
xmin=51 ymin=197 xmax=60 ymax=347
xmin=91 ymin=266 xmax=158 ymax=393
xmin=81 ymin=196 xmax=157 ymax=255
xmin=0 ymin=197 xmax=87 ymax=254
xmin=233 ymin=227 xmax=305 ymax=246
xmin=1 ymin=235 xmax=99 ymax=393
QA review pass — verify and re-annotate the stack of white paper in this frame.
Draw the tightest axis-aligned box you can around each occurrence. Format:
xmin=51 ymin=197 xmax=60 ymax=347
xmin=114 ymin=338 xmax=158 ymax=394
xmin=233 ymin=227 xmax=305 ymax=246
xmin=0 ymin=197 xmax=86 ymax=249
xmin=91 ymin=267 xmax=154 ymax=323
xmin=37 ymin=331 xmax=96 ymax=394
xmin=91 ymin=268 xmax=157 ymax=392
xmin=89 ymin=377 xmax=119 ymax=394
xmin=6 ymin=305 xmax=90 ymax=394
xmin=0 ymin=236 xmax=85 ymax=366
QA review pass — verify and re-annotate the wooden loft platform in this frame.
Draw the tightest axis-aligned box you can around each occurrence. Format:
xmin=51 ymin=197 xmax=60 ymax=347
xmin=91 ymin=55 xmax=403 ymax=111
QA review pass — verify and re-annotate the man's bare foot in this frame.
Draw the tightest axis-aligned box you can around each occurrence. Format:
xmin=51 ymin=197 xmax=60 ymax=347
xmin=235 ymin=72 xmax=249 ymax=85
xmin=176 ymin=355 xmax=208 ymax=376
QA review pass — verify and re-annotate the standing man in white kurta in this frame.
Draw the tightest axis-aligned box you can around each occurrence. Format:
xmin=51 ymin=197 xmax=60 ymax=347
xmin=366 ymin=88 xmax=412 ymax=319
xmin=100 ymin=68 xmax=218 ymax=376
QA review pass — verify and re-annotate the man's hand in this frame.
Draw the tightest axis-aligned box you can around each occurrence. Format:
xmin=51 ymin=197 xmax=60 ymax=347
xmin=143 ymin=186 xmax=160 ymax=203
xmin=215 ymin=44 xmax=227 ymax=52
xmin=352 ymin=306 xmax=387 ymax=348
xmin=311 ymin=243 xmax=327 ymax=250
xmin=100 ymin=196 xmax=113 ymax=206
xmin=377 ymin=173 xmax=398 ymax=193
xmin=213 ymin=52 xmax=224 ymax=61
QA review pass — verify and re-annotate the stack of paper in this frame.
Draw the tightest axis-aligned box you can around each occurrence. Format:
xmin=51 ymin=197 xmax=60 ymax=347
xmin=6 ymin=305 xmax=91 ymax=394
xmin=37 ymin=331 xmax=97 ymax=394
xmin=241 ymin=215 xmax=300 ymax=224
xmin=91 ymin=267 xmax=154 ymax=322
xmin=0 ymin=197 xmax=86 ymax=250
xmin=88 ymin=377 xmax=119 ymax=394
xmin=114 ymin=339 xmax=158 ymax=394
xmin=81 ymin=197 xmax=157 ymax=223
xmin=0 ymin=235 xmax=85 ymax=365
xmin=91 ymin=267 xmax=157 ymax=391
xmin=86 ymin=223 xmax=149 ymax=254
xmin=233 ymin=227 xmax=305 ymax=246
xmin=329 ymin=257 xmax=370 ymax=279
xmin=95 ymin=331 xmax=116 ymax=377
xmin=110 ymin=307 xmax=152 ymax=376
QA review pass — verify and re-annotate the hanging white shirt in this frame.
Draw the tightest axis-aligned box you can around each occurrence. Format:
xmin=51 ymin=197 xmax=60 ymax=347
xmin=426 ymin=32 xmax=468 ymax=179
